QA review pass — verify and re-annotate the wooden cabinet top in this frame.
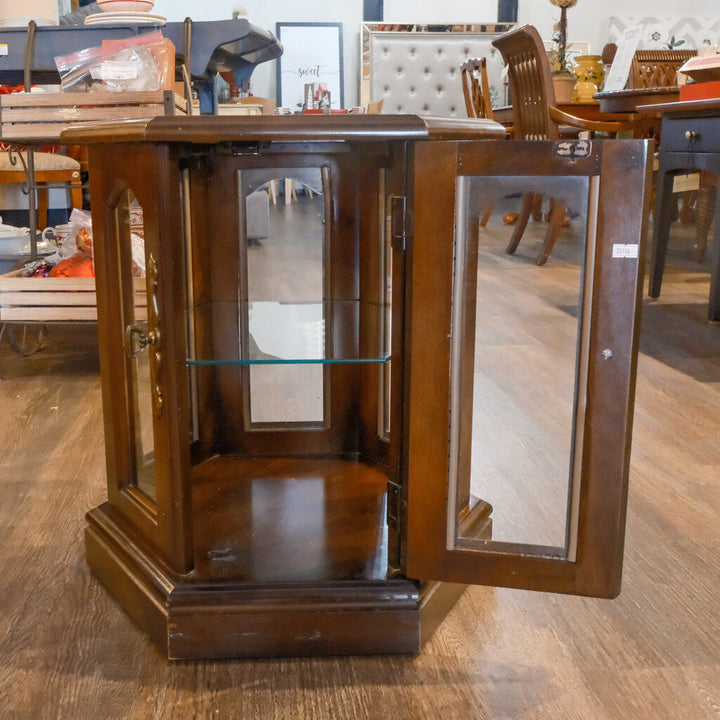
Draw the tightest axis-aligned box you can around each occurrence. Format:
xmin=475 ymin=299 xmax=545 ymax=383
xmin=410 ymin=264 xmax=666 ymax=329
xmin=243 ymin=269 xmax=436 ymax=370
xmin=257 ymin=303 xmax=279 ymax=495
xmin=60 ymin=114 xmax=506 ymax=145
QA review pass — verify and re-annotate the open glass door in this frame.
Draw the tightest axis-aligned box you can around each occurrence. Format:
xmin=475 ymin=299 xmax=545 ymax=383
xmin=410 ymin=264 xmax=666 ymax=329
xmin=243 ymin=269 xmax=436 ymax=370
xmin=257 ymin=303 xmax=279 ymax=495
xmin=405 ymin=140 xmax=652 ymax=597
xmin=90 ymin=145 xmax=193 ymax=573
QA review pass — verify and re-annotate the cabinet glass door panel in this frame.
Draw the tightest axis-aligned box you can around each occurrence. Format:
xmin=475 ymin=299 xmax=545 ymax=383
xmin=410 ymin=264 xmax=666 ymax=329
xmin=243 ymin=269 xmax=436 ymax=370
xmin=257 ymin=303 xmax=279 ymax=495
xmin=241 ymin=168 xmax=326 ymax=425
xmin=406 ymin=140 xmax=650 ymax=598
xmin=448 ymin=175 xmax=591 ymax=554
xmin=113 ymin=188 xmax=157 ymax=502
xmin=379 ymin=171 xmax=393 ymax=439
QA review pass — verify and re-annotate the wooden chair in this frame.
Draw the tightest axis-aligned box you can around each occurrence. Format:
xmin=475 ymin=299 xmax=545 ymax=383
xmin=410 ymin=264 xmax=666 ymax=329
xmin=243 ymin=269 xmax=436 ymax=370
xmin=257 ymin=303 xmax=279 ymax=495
xmin=492 ymin=24 xmax=640 ymax=264
xmin=630 ymin=49 xmax=696 ymax=89
xmin=461 ymin=57 xmax=494 ymax=120
xmin=461 ymin=57 xmax=498 ymax=227
xmin=0 ymin=150 xmax=82 ymax=229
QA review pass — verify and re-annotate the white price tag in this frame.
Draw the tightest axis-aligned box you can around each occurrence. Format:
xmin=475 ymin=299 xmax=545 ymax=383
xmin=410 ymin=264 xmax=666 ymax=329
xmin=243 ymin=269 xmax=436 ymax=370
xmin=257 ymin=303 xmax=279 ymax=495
xmin=91 ymin=61 xmax=139 ymax=81
xmin=612 ymin=244 xmax=639 ymax=259
xmin=672 ymin=173 xmax=701 ymax=193
xmin=0 ymin=44 xmax=8 ymax=57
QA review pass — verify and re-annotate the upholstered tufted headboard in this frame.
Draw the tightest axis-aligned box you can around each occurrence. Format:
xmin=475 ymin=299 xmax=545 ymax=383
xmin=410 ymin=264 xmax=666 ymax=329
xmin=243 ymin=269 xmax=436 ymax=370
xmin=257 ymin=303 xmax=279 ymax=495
xmin=361 ymin=23 xmax=514 ymax=117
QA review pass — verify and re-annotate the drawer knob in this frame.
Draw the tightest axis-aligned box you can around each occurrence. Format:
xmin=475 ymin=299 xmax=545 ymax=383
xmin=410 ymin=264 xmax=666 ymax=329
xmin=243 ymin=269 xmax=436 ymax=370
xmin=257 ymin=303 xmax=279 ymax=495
xmin=685 ymin=130 xmax=698 ymax=141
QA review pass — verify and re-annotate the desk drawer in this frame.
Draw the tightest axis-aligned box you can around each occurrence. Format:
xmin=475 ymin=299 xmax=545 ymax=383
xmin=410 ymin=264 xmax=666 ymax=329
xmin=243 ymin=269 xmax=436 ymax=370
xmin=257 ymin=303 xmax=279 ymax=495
xmin=662 ymin=116 xmax=720 ymax=153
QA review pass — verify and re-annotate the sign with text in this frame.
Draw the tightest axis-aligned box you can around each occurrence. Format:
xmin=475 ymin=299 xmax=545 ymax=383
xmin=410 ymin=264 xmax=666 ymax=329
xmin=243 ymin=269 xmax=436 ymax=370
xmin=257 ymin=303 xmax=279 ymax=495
xmin=604 ymin=25 xmax=643 ymax=93
xmin=276 ymin=23 xmax=344 ymax=111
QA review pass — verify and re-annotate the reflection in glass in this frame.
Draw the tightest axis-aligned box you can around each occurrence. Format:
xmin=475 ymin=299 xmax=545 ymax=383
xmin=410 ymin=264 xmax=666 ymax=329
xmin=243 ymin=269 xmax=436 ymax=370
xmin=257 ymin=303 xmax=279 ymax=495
xmin=448 ymin=176 xmax=593 ymax=553
xmin=115 ymin=188 xmax=156 ymax=499
xmin=379 ymin=171 xmax=392 ymax=438
xmin=240 ymin=168 xmax=325 ymax=424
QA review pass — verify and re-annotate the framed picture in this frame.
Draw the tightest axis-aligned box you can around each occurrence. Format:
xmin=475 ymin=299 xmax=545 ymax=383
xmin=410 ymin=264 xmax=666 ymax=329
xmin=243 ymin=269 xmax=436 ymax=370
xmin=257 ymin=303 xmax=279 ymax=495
xmin=543 ymin=40 xmax=592 ymax=70
xmin=276 ymin=22 xmax=345 ymax=111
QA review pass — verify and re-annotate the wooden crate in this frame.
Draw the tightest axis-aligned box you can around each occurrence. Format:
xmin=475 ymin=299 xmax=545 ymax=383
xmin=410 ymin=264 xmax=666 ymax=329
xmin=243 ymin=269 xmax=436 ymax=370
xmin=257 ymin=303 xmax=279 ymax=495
xmin=0 ymin=90 xmax=188 ymax=141
xmin=0 ymin=271 xmax=146 ymax=322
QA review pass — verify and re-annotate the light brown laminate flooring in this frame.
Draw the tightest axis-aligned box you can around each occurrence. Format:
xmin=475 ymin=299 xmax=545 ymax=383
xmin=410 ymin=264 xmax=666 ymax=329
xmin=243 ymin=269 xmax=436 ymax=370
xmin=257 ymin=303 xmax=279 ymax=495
xmin=0 ymin=201 xmax=718 ymax=720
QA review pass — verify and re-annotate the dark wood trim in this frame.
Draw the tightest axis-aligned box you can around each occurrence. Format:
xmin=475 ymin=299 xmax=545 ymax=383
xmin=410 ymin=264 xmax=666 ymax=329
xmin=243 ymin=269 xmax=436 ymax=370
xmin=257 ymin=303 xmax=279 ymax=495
xmin=86 ymin=504 xmax=433 ymax=659
xmin=405 ymin=139 xmax=652 ymax=598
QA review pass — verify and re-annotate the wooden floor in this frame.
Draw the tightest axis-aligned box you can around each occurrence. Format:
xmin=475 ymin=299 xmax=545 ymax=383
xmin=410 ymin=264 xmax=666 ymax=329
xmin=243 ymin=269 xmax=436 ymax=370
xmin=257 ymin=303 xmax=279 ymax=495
xmin=1 ymin=208 xmax=719 ymax=719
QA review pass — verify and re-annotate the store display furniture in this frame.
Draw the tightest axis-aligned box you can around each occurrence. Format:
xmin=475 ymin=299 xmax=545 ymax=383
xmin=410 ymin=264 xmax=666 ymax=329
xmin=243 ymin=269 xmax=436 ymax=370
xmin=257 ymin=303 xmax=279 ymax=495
xmin=62 ymin=115 xmax=651 ymax=659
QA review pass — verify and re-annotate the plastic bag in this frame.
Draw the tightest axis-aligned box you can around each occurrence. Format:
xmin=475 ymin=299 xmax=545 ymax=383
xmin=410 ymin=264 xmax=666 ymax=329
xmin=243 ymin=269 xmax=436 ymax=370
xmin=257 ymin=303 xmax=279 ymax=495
xmin=69 ymin=208 xmax=94 ymax=257
xmin=54 ymin=31 xmax=169 ymax=93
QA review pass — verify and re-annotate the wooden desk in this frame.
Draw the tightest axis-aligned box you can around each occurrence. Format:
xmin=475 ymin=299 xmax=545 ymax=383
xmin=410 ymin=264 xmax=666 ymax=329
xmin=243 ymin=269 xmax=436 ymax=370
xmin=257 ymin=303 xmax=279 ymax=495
xmin=637 ymin=98 xmax=720 ymax=321
xmin=594 ymin=86 xmax=680 ymax=113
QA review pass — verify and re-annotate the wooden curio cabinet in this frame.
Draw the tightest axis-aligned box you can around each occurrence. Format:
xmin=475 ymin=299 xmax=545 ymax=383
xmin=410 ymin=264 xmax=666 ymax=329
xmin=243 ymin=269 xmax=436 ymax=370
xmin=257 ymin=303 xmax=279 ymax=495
xmin=62 ymin=116 xmax=651 ymax=659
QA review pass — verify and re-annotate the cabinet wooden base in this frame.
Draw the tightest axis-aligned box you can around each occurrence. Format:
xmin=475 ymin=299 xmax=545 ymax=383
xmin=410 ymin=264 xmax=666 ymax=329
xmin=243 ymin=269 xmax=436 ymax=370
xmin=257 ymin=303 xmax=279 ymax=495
xmin=85 ymin=505 xmax=467 ymax=659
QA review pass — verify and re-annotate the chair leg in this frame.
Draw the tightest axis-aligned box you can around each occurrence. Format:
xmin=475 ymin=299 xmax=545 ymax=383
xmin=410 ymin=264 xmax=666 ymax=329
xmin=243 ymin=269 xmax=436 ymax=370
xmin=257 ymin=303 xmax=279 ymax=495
xmin=506 ymin=193 xmax=534 ymax=255
xmin=479 ymin=202 xmax=493 ymax=228
xmin=536 ymin=199 xmax=565 ymax=266
xmin=531 ymin=193 xmax=543 ymax=221
xmin=69 ymin=170 xmax=83 ymax=213
xmin=36 ymin=187 xmax=49 ymax=230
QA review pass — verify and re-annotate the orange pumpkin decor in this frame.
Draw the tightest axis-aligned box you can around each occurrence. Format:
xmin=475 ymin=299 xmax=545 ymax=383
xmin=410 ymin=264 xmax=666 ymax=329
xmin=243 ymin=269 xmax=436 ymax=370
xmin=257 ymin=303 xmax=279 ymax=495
xmin=48 ymin=253 xmax=95 ymax=277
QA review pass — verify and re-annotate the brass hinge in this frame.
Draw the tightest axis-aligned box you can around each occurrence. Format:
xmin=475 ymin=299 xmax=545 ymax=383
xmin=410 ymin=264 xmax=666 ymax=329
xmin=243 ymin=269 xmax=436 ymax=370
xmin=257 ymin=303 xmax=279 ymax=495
xmin=390 ymin=195 xmax=412 ymax=251
xmin=386 ymin=481 xmax=400 ymax=531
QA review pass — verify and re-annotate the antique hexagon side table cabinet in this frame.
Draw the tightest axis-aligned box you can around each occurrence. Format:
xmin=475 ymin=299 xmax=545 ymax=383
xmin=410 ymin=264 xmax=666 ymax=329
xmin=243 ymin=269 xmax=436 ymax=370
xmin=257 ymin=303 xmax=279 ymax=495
xmin=61 ymin=115 xmax=651 ymax=659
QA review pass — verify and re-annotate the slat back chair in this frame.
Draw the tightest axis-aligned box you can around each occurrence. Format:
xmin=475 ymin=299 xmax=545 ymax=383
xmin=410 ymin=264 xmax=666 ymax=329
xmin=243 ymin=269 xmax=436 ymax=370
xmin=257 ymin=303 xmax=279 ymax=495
xmin=461 ymin=57 xmax=497 ymax=227
xmin=492 ymin=24 xmax=639 ymax=264
xmin=461 ymin=57 xmax=495 ymax=120
xmin=630 ymin=49 xmax=696 ymax=89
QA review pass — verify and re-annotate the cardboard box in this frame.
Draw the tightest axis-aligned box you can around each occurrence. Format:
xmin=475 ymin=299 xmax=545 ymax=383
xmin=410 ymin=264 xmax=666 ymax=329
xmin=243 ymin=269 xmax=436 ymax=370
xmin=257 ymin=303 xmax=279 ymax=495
xmin=679 ymin=54 xmax=720 ymax=82
xmin=679 ymin=80 xmax=720 ymax=101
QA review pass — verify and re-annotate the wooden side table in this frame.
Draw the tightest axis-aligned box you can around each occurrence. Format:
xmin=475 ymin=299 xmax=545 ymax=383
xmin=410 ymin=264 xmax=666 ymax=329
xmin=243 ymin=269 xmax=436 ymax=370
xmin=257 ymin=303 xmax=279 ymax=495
xmin=638 ymin=98 xmax=720 ymax=321
xmin=62 ymin=115 xmax=651 ymax=659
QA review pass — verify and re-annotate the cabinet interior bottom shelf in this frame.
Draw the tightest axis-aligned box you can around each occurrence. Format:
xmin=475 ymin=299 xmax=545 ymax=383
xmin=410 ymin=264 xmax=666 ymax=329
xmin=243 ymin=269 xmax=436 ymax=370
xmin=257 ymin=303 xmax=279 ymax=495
xmin=190 ymin=455 xmax=390 ymax=584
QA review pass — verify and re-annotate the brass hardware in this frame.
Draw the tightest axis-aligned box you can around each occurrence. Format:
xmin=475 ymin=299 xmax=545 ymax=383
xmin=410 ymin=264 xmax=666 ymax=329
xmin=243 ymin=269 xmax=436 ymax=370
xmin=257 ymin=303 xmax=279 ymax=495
xmin=124 ymin=323 xmax=159 ymax=359
xmin=123 ymin=252 xmax=163 ymax=416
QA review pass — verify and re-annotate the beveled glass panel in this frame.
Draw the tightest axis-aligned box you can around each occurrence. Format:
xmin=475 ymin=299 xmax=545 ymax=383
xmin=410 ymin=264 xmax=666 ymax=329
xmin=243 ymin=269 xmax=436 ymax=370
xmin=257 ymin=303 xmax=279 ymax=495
xmin=186 ymin=301 xmax=388 ymax=365
xmin=379 ymin=171 xmax=393 ymax=439
xmin=447 ymin=175 xmax=595 ymax=556
xmin=240 ymin=168 xmax=325 ymax=424
xmin=113 ymin=188 xmax=156 ymax=500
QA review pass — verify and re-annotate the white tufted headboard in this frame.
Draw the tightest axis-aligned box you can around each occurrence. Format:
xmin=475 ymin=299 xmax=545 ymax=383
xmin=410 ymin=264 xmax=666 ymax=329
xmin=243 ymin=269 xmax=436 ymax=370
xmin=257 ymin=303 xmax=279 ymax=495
xmin=361 ymin=23 xmax=514 ymax=117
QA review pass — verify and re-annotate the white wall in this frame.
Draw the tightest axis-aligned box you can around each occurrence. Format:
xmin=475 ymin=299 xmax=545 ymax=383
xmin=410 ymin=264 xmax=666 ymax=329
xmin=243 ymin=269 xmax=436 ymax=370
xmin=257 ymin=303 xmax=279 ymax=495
xmin=518 ymin=0 xmax=720 ymax=55
xmin=383 ymin=0 xmax=497 ymax=23
xmin=151 ymin=0 xmax=720 ymax=107
xmin=152 ymin=0 xmax=362 ymax=106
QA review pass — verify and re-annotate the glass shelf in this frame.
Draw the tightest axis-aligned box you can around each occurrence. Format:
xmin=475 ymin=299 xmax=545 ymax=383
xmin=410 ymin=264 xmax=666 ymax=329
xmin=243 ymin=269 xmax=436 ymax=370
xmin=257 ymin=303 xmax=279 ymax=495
xmin=187 ymin=357 xmax=390 ymax=366
xmin=186 ymin=300 xmax=390 ymax=367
